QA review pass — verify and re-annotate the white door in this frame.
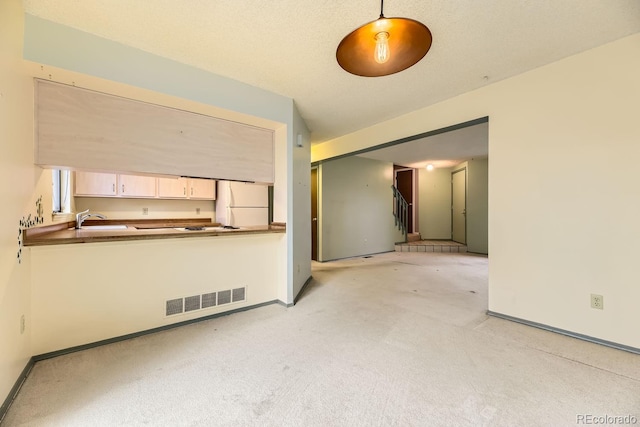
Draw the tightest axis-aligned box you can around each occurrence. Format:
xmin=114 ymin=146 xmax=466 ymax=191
xmin=452 ymin=168 xmax=466 ymax=244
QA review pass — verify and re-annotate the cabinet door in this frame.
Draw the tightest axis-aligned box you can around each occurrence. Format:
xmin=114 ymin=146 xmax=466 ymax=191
xmin=74 ymin=171 xmax=117 ymax=196
xmin=188 ymin=179 xmax=216 ymax=200
xmin=118 ymin=174 xmax=157 ymax=198
xmin=158 ymin=177 xmax=188 ymax=199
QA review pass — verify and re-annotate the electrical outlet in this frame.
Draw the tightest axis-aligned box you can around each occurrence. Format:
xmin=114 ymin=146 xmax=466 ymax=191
xmin=20 ymin=315 xmax=25 ymax=334
xmin=142 ymin=207 xmax=149 ymax=215
xmin=591 ymin=294 xmax=604 ymax=310
xmin=196 ymin=208 xmax=201 ymax=215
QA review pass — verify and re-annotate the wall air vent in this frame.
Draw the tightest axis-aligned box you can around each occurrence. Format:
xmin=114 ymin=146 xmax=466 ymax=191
xmin=202 ymin=292 xmax=216 ymax=308
xmin=165 ymin=287 xmax=246 ymax=317
xmin=232 ymin=287 xmax=246 ymax=302
xmin=184 ymin=295 xmax=201 ymax=312
xmin=166 ymin=298 xmax=184 ymax=316
xmin=217 ymin=290 xmax=231 ymax=305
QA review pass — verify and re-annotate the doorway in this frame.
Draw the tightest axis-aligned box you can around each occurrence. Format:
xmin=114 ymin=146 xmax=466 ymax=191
xmin=394 ymin=168 xmax=415 ymax=234
xmin=311 ymin=167 xmax=318 ymax=261
xmin=451 ymin=167 xmax=466 ymax=244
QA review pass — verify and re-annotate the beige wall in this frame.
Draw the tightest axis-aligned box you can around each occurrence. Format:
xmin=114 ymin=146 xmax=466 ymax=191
xmin=75 ymin=197 xmax=215 ymax=221
xmin=313 ymin=34 xmax=640 ymax=349
xmin=0 ymin=0 xmax=39 ymax=404
xmin=30 ymin=234 xmax=283 ymax=355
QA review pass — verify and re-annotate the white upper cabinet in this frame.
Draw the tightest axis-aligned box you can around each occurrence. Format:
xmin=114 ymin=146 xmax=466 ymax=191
xmin=157 ymin=177 xmax=188 ymax=199
xmin=35 ymin=80 xmax=274 ymax=183
xmin=74 ymin=171 xmax=117 ymax=197
xmin=76 ymin=172 xmax=216 ymax=200
xmin=75 ymin=172 xmax=155 ymax=198
xmin=188 ymin=178 xmax=216 ymax=200
xmin=157 ymin=177 xmax=216 ymax=200
xmin=118 ymin=174 xmax=157 ymax=198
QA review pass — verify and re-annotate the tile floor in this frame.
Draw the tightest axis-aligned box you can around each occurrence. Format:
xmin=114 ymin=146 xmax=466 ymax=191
xmin=395 ymin=239 xmax=468 ymax=253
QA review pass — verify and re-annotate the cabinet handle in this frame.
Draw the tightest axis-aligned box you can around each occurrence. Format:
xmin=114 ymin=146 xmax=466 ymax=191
xmin=191 ymin=188 xmax=194 ymax=196
xmin=112 ymin=184 xmax=115 ymax=192
xmin=122 ymin=184 xmax=125 ymax=193
xmin=183 ymin=187 xmax=186 ymax=196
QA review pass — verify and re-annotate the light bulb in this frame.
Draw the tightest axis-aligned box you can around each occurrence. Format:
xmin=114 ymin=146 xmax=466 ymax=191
xmin=374 ymin=32 xmax=390 ymax=64
xmin=426 ymin=164 xmax=434 ymax=171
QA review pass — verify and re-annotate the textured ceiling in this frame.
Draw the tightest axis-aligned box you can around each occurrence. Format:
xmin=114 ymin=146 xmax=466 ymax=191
xmin=358 ymin=122 xmax=488 ymax=169
xmin=22 ymin=1 xmax=640 ymax=145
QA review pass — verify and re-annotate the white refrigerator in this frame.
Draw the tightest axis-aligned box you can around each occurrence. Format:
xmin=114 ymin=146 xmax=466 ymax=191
xmin=216 ymin=181 xmax=269 ymax=227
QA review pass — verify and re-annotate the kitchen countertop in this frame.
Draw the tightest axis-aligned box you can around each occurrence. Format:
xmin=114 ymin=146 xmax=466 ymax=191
xmin=23 ymin=219 xmax=286 ymax=247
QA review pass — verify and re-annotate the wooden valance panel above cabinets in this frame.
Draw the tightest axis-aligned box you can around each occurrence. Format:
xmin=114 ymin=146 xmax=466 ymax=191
xmin=34 ymin=79 xmax=274 ymax=184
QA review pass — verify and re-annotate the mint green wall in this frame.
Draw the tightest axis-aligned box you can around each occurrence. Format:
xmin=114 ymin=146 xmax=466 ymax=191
xmin=417 ymin=160 xmax=488 ymax=253
xmin=417 ymin=168 xmax=452 ymax=239
xmin=466 ymin=158 xmax=489 ymax=254
xmin=320 ymin=156 xmax=396 ymax=261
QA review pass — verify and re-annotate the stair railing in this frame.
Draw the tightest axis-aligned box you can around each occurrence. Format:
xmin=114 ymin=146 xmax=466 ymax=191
xmin=391 ymin=185 xmax=408 ymax=243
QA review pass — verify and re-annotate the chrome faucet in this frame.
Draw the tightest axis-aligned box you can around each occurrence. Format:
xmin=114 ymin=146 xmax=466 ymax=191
xmin=75 ymin=209 xmax=107 ymax=229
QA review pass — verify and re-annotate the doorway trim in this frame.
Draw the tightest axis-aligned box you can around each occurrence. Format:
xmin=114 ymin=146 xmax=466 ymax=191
xmin=311 ymin=166 xmax=319 ymax=261
xmin=310 ymin=117 xmax=488 ymax=166
xmin=451 ymin=166 xmax=467 ymax=244
xmin=394 ymin=167 xmax=418 ymax=235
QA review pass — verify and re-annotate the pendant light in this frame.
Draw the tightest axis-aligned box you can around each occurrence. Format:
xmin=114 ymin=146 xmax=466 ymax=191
xmin=336 ymin=0 xmax=432 ymax=77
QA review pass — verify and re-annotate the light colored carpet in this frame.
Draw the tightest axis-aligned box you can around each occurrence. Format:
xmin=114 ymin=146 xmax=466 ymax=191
xmin=3 ymin=252 xmax=639 ymax=426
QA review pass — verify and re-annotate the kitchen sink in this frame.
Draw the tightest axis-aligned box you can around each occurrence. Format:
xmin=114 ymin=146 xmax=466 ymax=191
xmin=78 ymin=225 xmax=129 ymax=230
xmin=173 ymin=226 xmax=227 ymax=232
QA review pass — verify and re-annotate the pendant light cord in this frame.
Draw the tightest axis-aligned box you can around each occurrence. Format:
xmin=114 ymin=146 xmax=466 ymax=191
xmin=379 ymin=0 xmax=385 ymax=18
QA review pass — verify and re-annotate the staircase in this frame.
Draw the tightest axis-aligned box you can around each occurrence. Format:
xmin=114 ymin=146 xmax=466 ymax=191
xmin=407 ymin=233 xmax=421 ymax=242
xmin=392 ymin=185 xmax=468 ymax=253
xmin=391 ymin=185 xmax=409 ymax=243
xmin=392 ymin=185 xmax=467 ymax=253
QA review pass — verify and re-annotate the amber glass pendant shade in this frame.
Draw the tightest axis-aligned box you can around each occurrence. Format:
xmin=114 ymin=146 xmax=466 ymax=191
xmin=336 ymin=4 xmax=432 ymax=77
